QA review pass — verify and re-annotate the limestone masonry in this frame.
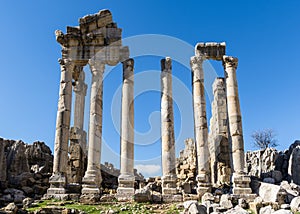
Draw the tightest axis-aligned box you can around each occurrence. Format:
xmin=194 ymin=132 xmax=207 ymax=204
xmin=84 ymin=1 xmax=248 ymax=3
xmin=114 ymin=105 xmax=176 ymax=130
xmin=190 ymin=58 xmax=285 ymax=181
xmin=45 ymin=9 xmax=252 ymax=202
xmin=2 ymin=9 xmax=299 ymax=213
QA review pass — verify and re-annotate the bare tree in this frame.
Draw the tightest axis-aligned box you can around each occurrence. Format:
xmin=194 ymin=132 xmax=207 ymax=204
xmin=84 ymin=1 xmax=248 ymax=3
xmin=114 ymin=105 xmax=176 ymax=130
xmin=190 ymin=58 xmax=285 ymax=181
xmin=251 ymin=129 xmax=278 ymax=149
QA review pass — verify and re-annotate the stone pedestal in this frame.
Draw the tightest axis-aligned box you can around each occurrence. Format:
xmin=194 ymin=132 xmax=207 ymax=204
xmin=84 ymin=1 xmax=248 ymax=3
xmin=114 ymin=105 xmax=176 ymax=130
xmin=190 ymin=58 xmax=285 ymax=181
xmin=116 ymin=175 xmax=135 ymax=201
xmin=190 ymin=56 xmax=211 ymax=197
xmin=117 ymin=58 xmax=135 ymax=201
xmin=161 ymin=57 xmax=181 ymax=202
xmin=232 ymin=173 xmax=252 ymax=195
xmin=223 ymin=55 xmax=252 ymax=195
xmin=47 ymin=59 xmax=74 ymax=197
xmin=81 ymin=58 xmax=104 ymax=197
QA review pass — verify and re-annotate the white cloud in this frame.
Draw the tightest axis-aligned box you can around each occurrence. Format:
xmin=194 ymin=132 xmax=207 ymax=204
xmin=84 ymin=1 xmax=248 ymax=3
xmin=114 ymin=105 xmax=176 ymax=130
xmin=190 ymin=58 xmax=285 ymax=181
xmin=135 ymin=164 xmax=161 ymax=178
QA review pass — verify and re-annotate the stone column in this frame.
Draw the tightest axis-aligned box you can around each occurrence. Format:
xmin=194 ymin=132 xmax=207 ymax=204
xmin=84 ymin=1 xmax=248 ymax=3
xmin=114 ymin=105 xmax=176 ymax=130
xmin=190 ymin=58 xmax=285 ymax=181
xmin=161 ymin=57 xmax=179 ymax=202
xmin=223 ymin=55 xmax=251 ymax=195
xmin=68 ymin=67 xmax=88 ymax=185
xmin=72 ymin=68 xmax=88 ymax=153
xmin=81 ymin=58 xmax=104 ymax=197
xmin=190 ymin=56 xmax=211 ymax=197
xmin=73 ymin=68 xmax=86 ymax=130
xmin=48 ymin=58 xmax=74 ymax=196
xmin=117 ymin=58 xmax=135 ymax=201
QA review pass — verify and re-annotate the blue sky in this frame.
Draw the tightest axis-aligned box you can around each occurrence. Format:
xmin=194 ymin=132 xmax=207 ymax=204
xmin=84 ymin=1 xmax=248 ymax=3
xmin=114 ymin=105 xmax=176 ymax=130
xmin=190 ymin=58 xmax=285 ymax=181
xmin=0 ymin=0 xmax=299 ymax=177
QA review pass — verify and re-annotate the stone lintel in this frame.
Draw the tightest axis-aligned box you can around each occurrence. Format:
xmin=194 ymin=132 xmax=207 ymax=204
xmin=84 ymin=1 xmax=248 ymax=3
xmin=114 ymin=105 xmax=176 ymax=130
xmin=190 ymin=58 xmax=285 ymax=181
xmin=119 ymin=46 xmax=130 ymax=62
xmin=195 ymin=42 xmax=226 ymax=60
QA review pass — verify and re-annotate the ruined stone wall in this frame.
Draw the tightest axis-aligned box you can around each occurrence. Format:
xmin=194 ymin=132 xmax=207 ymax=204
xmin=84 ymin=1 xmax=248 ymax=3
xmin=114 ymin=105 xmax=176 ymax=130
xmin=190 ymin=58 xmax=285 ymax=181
xmin=208 ymin=78 xmax=231 ymax=186
xmin=176 ymin=138 xmax=197 ymax=194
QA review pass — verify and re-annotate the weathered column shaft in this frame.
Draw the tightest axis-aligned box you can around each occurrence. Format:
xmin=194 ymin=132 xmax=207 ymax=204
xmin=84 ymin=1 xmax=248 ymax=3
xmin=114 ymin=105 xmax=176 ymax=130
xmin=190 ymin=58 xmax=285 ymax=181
xmin=223 ymin=55 xmax=252 ymax=195
xmin=160 ymin=57 xmax=179 ymax=202
xmin=117 ymin=59 xmax=135 ymax=201
xmin=73 ymin=69 xmax=87 ymax=131
xmin=120 ymin=58 xmax=134 ymax=176
xmin=48 ymin=59 xmax=74 ymax=195
xmin=68 ymin=67 xmax=88 ymax=185
xmin=72 ymin=68 xmax=88 ymax=153
xmin=53 ymin=59 xmax=74 ymax=174
xmin=190 ymin=56 xmax=211 ymax=197
xmin=82 ymin=58 xmax=104 ymax=194
xmin=161 ymin=57 xmax=176 ymax=176
xmin=223 ymin=56 xmax=244 ymax=173
xmin=208 ymin=77 xmax=231 ymax=186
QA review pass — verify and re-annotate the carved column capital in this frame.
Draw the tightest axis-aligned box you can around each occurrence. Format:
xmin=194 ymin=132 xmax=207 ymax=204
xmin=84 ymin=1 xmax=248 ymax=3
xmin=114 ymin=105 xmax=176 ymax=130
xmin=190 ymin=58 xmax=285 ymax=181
xmin=122 ymin=58 xmax=134 ymax=70
xmin=88 ymin=58 xmax=105 ymax=75
xmin=161 ymin=57 xmax=172 ymax=72
xmin=190 ymin=56 xmax=205 ymax=68
xmin=58 ymin=58 xmax=75 ymax=71
xmin=223 ymin=56 xmax=238 ymax=69
xmin=190 ymin=56 xmax=206 ymax=82
xmin=122 ymin=58 xmax=134 ymax=80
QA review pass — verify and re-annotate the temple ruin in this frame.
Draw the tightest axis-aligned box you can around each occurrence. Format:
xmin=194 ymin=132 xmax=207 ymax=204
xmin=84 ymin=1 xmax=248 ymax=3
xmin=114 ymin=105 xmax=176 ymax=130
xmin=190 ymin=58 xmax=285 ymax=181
xmin=46 ymin=9 xmax=253 ymax=202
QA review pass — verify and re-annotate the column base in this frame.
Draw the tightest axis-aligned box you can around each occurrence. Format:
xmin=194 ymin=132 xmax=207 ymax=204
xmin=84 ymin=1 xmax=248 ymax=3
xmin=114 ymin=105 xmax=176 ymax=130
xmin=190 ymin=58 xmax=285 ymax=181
xmin=116 ymin=187 xmax=135 ymax=201
xmin=117 ymin=174 xmax=135 ymax=201
xmin=117 ymin=174 xmax=135 ymax=188
xmin=81 ymin=169 xmax=102 ymax=195
xmin=232 ymin=172 xmax=252 ymax=195
xmin=162 ymin=174 xmax=177 ymax=195
xmin=196 ymin=174 xmax=212 ymax=198
xmin=46 ymin=172 xmax=67 ymax=199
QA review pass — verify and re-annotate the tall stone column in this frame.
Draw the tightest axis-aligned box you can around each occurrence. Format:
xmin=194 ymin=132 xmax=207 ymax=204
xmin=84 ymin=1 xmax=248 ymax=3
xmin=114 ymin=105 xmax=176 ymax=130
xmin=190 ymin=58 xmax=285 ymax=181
xmin=223 ymin=55 xmax=251 ymax=195
xmin=117 ymin=58 xmax=135 ymax=201
xmin=68 ymin=67 xmax=88 ymax=185
xmin=48 ymin=58 xmax=74 ymax=196
xmin=190 ymin=56 xmax=211 ymax=197
xmin=73 ymin=68 xmax=87 ymax=129
xmin=72 ymin=68 xmax=88 ymax=153
xmin=81 ymin=58 xmax=104 ymax=197
xmin=160 ymin=57 xmax=178 ymax=202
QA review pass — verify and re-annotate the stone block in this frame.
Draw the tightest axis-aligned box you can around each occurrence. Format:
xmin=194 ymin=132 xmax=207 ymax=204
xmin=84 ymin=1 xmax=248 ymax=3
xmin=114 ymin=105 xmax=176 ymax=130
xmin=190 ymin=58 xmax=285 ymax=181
xmin=162 ymin=194 xmax=182 ymax=203
xmin=151 ymin=191 xmax=162 ymax=203
xmin=80 ymin=194 xmax=100 ymax=204
xmin=134 ymin=189 xmax=151 ymax=203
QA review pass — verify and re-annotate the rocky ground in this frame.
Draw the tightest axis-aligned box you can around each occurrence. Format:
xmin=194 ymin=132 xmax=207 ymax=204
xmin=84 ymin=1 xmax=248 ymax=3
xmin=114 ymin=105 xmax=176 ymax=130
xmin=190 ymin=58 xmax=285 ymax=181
xmin=1 ymin=138 xmax=300 ymax=213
